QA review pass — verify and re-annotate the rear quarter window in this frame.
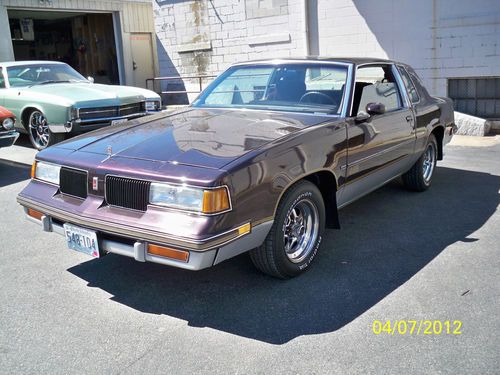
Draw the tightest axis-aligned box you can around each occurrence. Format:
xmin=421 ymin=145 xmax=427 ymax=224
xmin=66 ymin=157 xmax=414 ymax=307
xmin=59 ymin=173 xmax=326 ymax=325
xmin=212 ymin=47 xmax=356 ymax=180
xmin=398 ymin=67 xmax=419 ymax=103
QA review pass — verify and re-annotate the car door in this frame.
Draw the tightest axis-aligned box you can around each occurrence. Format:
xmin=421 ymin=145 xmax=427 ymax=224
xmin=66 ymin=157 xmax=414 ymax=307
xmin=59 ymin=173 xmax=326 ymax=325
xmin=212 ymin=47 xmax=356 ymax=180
xmin=339 ymin=64 xmax=416 ymax=206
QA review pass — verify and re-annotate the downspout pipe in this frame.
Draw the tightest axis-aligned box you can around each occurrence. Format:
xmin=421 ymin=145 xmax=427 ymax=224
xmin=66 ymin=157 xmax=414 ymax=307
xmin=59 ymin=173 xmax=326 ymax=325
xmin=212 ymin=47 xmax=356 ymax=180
xmin=303 ymin=0 xmax=310 ymax=56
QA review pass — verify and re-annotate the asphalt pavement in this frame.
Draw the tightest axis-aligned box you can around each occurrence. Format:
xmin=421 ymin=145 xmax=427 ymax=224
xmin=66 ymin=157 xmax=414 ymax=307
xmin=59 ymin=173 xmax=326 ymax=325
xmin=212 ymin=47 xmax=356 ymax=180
xmin=0 ymin=135 xmax=499 ymax=374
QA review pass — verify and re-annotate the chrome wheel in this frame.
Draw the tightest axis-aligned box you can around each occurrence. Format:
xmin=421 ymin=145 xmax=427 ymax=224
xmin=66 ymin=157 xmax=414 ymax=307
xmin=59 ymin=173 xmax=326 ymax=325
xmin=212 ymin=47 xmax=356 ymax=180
xmin=283 ymin=198 xmax=319 ymax=263
xmin=29 ymin=110 xmax=49 ymax=149
xmin=422 ymin=142 xmax=436 ymax=184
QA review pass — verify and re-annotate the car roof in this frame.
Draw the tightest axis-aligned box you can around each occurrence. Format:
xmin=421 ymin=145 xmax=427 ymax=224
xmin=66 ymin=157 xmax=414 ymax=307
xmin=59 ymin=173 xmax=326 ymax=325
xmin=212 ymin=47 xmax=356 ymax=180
xmin=0 ymin=60 xmax=67 ymax=68
xmin=232 ymin=56 xmax=399 ymax=66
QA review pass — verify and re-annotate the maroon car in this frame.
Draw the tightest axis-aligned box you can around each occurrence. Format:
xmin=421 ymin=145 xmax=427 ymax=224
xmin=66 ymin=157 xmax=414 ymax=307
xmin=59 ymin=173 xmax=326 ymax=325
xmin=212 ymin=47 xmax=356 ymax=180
xmin=18 ymin=58 xmax=455 ymax=278
xmin=0 ymin=106 xmax=19 ymax=148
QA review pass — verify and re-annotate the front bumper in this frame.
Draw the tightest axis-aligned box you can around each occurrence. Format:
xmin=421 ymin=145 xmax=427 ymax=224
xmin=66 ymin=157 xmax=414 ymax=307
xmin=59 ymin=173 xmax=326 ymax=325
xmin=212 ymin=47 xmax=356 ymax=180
xmin=0 ymin=131 xmax=20 ymax=148
xmin=19 ymin=197 xmax=273 ymax=271
xmin=48 ymin=110 xmax=162 ymax=134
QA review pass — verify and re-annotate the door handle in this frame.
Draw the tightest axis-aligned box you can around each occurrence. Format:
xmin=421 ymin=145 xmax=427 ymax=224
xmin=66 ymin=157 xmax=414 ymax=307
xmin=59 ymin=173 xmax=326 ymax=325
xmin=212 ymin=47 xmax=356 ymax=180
xmin=405 ymin=115 xmax=413 ymax=122
xmin=133 ymin=61 xmax=137 ymax=70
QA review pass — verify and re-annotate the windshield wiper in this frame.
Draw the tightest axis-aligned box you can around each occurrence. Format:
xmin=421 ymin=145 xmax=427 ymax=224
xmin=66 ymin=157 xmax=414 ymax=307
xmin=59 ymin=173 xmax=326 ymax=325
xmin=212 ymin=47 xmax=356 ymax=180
xmin=29 ymin=80 xmax=71 ymax=87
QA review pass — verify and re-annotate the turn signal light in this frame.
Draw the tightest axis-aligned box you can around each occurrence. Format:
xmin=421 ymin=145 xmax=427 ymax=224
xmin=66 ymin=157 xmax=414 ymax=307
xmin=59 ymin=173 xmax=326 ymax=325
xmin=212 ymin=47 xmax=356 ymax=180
xmin=31 ymin=161 xmax=36 ymax=179
xmin=202 ymin=187 xmax=230 ymax=214
xmin=27 ymin=208 xmax=43 ymax=220
xmin=147 ymin=244 xmax=189 ymax=262
xmin=238 ymin=222 xmax=251 ymax=235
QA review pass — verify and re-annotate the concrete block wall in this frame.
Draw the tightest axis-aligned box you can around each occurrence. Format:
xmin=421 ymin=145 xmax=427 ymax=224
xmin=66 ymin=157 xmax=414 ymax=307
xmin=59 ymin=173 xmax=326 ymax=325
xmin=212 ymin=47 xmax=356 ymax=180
xmin=154 ymin=0 xmax=306 ymax=98
xmin=318 ymin=0 xmax=500 ymax=96
xmin=154 ymin=0 xmax=500 ymax=98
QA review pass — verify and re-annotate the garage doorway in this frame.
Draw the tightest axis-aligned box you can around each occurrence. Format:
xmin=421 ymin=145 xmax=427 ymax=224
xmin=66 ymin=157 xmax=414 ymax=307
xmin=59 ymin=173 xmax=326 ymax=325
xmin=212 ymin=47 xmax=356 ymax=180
xmin=8 ymin=10 xmax=120 ymax=84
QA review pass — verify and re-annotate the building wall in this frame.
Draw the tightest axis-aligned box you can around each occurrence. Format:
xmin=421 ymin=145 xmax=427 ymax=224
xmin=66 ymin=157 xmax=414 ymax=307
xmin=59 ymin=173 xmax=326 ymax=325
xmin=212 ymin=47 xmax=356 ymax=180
xmin=0 ymin=0 xmax=158 ymax=86
xmin=154 ymin=0 xmax=500 ymax=97
xmin=153 ymin=0 xmax=307 ymax=97
xmin=318 ymin=0 xmax=500 ymax=97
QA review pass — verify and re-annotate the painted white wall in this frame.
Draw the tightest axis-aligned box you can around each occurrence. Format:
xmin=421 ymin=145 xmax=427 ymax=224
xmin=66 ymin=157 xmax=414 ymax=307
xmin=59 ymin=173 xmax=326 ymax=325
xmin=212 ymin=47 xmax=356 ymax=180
xmin=0 ymin=6 xmax=14 ymax=62
xmin=154 ymin=0 xmax=500 ymax=97
xmin=318 ymin=0 xmax=500 ymax=96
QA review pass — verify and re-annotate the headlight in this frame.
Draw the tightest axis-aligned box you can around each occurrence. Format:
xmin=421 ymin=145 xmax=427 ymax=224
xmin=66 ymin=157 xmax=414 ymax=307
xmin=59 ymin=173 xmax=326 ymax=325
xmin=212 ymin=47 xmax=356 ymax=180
xmin=2 ymin=117 xmax=14 ymax=130
xmin=149 ymin=183 xmax=230 ymax=214
xmin=69 ymin=107 xmax=79 ymax=120
xmin=32 ymin=161 xmax=60 ymax=185
xmin=145 ymin=100 xmax=160 ymax=112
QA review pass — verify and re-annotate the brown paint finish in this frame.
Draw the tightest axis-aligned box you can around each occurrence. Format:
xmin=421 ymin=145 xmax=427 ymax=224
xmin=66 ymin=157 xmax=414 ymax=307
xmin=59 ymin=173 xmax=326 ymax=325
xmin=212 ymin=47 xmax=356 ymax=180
xmin=17 ymin=58 xmax=454 ymax=260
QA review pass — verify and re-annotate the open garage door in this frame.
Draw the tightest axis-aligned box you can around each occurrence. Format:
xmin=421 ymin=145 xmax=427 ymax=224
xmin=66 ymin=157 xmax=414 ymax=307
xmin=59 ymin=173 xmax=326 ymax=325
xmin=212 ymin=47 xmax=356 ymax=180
xmin=8 ymin=10 xmax=119 ymax=85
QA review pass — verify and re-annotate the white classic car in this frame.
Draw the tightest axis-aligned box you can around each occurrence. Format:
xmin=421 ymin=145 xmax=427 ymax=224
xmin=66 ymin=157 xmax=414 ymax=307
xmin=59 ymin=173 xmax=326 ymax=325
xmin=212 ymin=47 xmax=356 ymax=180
xmin=0 ymin=61 xmax=161 ymax=149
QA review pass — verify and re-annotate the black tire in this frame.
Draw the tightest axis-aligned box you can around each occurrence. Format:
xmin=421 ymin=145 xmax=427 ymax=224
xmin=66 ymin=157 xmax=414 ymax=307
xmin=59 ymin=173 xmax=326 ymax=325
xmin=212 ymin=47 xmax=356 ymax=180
xmin=402 ymin=134 xmax=438 ymax=192
xmin=250 ymin=180 xmax=325 ymax=279
xmin=26 ymin=109 xmax=65 ymax=150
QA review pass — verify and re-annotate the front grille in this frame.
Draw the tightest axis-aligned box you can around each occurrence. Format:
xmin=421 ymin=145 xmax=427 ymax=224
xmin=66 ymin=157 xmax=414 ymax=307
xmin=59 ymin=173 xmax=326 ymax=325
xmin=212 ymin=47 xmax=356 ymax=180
xmin=79 ymin=102 xmax=145 ymax=121
xmin=60 ymin=167 xmax=88 ymax=199
xmin=105 ymin=176 xmax=151 ymax=211
xmin=79 ymin=107 xmax=118 ymax=120
xmin=120 ymin=102 xmax=145 ymax=116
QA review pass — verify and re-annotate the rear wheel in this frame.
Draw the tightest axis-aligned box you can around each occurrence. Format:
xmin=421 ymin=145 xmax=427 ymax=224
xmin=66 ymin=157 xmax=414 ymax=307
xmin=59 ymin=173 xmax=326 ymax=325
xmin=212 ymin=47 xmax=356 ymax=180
xmin=250 ymin=181 xmax=325 ymax=279
xmin=402 ymin=134 xmax=437 ymax=191
xmin=27 ymin=110 xmax=65 ymax=150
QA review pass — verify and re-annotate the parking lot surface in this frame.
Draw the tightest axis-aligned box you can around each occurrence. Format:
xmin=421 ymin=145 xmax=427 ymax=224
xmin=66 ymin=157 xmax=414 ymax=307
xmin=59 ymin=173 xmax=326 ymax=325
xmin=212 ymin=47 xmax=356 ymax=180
xmin=1 ymin=135 xmax=499 ymax=374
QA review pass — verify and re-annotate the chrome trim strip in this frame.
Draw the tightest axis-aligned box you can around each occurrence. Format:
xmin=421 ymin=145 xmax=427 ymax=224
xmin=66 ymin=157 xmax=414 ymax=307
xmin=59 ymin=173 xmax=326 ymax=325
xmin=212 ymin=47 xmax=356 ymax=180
xmin=17 ymin=195 xmax=266 ymax=251
xmin=231 ymin=59 xmax=353 ymax=67
xmin=76 ymin=112 xmax=148 ymax=124
xmin=347 ymin=139 xmax=415 ymax=168
xmin=193 ymin=106 xmax=342 ymax=118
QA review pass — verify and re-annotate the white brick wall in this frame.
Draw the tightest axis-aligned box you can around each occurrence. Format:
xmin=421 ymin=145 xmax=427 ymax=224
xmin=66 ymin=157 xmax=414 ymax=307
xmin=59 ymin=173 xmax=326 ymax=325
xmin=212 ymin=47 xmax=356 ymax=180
xmin=154 ymin=0 xmax=306 ymax=98
xmin=316 ymin=0 xmax=500 ymax=96
xmin=154 ymin=0 xmax=500 ymax=97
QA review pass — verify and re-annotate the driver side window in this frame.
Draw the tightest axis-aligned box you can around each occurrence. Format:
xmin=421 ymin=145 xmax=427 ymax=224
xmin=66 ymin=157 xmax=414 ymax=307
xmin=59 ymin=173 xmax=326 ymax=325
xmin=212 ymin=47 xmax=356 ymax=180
xmin=0 ymin=68 xmax=5 ymax=88
xmin=352 ymin=65 xmax=404 ymax=116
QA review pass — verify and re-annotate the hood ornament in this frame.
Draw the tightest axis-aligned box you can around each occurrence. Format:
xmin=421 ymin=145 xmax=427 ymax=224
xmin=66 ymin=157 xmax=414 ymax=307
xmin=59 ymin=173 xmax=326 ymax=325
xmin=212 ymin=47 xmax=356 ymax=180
xmin=106 ymin=145 xmax=112 ymax=156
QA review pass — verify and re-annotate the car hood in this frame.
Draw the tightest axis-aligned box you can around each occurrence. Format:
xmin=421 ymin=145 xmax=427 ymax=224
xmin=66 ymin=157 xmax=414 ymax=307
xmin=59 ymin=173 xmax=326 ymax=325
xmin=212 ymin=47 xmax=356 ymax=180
xmin=49 ymin=108 xmax=331 ymax=170
xmin=23 ymin=83 xmax=158 ymax=106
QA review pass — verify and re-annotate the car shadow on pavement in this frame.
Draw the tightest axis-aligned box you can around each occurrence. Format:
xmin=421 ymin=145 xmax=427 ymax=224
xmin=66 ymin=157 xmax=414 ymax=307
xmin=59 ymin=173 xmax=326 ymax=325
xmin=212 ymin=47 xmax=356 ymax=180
xmin=0 ymin=160 xmax=30 ymax=188
xmin=69 ymin=166 xmax=500 ymax=345
xmin=10 ymin=134 xmax=33 ymax=149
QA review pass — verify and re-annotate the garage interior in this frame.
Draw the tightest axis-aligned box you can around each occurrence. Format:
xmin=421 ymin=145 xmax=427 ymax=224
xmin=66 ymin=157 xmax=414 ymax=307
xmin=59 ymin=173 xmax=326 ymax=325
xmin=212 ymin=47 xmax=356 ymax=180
xmin=8 ymin=9 xmax=119 ymax=84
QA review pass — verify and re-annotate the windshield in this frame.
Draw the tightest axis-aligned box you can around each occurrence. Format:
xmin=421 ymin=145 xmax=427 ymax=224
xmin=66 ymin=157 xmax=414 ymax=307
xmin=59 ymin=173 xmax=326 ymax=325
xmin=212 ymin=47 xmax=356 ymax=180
xmin=193 ymin=63 xmax=349 ymax=114
xmin=6 ymin=63 xmax=87 ymax=88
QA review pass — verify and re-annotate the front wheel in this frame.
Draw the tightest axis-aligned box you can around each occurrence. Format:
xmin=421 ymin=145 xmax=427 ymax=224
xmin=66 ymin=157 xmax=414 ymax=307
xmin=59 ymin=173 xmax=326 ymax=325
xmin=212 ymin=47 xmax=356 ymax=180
xmin=249 ymin=181 xmax=325 ymax=279
xmin=27 ymin=110 xmax=65 ymax=150
xmin=402 ymin=134 xmax=438 ymax=191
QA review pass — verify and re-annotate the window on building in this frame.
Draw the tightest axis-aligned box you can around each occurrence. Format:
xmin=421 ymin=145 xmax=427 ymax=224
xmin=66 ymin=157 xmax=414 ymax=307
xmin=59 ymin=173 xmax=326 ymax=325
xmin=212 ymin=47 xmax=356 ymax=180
xmin=448 ymin=78 xmax=500 ymax=119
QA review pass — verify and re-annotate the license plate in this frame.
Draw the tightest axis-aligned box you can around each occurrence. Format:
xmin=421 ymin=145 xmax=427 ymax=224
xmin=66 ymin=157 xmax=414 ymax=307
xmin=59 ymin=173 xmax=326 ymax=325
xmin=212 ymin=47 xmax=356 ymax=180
xmin=63 ymin=223 xmax=100 ymax=258
xmin=111 ymin=119 xmax=128 ymax=126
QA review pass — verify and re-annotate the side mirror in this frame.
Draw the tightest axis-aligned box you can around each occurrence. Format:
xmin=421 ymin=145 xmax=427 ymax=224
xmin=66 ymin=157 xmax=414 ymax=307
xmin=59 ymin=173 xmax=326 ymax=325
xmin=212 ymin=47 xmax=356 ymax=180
xmin=87 ymin=76 xmax=94 ymax=83
xmin=366 ymin=102 xmax=385 ymax=115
